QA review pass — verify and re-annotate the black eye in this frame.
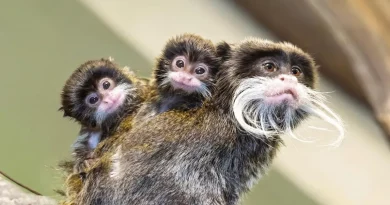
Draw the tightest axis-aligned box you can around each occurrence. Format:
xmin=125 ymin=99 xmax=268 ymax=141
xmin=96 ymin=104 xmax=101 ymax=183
xmin=103 ymin=81 xmax=111 ymax=90
xmin=291 ymin=66 xmax=302 ymax=76
xmin=176 ymin=60 xmax=185 ymax=68
xmin=262 ymin=62 xmax=277 ymax=72
xmin=86 ymin=93 xmax=100 ymax=106
xmin=89 ymin=96 xmax=99 ymax=104
xmin=195 ymin=67 xmax=206 ymax=75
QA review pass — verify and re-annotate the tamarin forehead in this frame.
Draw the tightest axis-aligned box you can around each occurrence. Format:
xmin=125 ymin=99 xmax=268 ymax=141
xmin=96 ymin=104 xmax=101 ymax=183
xmin=236 ymin=39 xmax=316 ymax=68
xmin=229 ymin=40 xmax=318 ymax=87
xmin=162 ymin=34 xmax=218 ymax=65
xmin=81 ymin=66 xmax=132 ymax=89
xmin=236 ymin=49 xmax=315 ymax=72
xmin=65 ymin=60 xmax=124 ymax=88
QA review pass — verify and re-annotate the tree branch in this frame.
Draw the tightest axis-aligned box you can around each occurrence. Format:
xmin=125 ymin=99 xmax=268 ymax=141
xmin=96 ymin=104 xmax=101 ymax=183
xmin=0 ymin=177 xmax=56 ymax=205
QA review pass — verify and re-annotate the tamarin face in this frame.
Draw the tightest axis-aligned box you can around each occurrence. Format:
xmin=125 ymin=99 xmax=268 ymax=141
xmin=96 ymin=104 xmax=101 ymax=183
xmin=217 ymin=39 xmax=344 ymax=145
xmin=61 ymin=59 xmax=135 ymax=128
xmin=155 ymin=34 xmax=220 ymax=99
xmin=84 ymin=77 xmax=128 ymax=123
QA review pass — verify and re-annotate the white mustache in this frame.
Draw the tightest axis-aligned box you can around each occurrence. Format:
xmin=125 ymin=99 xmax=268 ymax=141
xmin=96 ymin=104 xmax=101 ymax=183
xmin=94 ymin=83 xmax=135 ymax=125
xmin=232 ymin=77 xmax=345 ymax=147
xmin=160 ymin=71 xmax=212 ymax=99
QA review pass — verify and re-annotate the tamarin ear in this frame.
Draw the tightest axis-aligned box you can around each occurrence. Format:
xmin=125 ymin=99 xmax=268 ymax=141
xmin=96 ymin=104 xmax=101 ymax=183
xmin=216 ymin=41 xmax=233 ymax=62
xmin=58 ymin=107 xmax=70 ymax=117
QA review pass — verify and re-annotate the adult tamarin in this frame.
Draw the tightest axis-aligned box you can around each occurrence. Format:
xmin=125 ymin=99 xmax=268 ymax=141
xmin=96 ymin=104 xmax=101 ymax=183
xmin=73 ymin=38 xmax=344 ymax=205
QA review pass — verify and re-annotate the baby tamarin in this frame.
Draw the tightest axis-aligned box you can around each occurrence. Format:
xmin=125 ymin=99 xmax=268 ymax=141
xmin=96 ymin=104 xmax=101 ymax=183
xmin=134 ymin=33 xmax=220 ymax=123
xmin=74 ymin=39 xmax=344 ymax=205
xmin=60 ymin=58 xmax=143 ymax=173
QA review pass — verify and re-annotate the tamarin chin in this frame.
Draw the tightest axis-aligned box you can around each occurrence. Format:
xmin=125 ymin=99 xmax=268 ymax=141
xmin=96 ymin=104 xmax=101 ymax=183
xmin=73 ymin=38 xmax=344 ymax=205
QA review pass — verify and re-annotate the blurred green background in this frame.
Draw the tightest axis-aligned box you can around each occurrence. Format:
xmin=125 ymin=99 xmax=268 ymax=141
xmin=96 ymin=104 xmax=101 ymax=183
xmin=0 ymin=1 xmax=317 ymax=204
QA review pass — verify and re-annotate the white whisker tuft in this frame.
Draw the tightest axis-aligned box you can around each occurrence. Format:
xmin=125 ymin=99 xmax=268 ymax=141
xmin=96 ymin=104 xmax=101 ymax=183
xmin=94 ymin=83 xmax=136 ymax=125
xmin=232 ymin=77 xmax=345 ymax=146
xmin=116 ymin=83 xmax=137 ymax=99
xmin=159 ymin=72 xmax=171 ymax=90
xmin=307 ymin=126 xmax=333 ymax=131
xmin=197 ymin=83 xmax=211 ymax=99
xmin=94 ymin=110 xmax=108 ymax=125
xmin=232 ymin=77 xmax=279 ymax=139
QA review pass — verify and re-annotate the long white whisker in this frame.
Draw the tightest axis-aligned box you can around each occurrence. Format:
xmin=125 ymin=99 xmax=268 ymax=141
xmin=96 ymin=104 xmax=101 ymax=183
xmin=307 ymin=106 xmax=344 ymax=147
xmin=232 ymin=76 xmax=345 ymax=146
xmin=197 ymin=83 xmax=211 ymax=99
xmin=307 ymin=126 xmax=333 ymax=131
xmin=158 ymin=72 xmax=171 ymax=90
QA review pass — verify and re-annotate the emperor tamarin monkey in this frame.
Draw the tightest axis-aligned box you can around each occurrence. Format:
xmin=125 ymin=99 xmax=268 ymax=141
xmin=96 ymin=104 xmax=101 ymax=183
xmin=74 ymin=38 xmax=344 ymax=205
xmin=60 ymin=58 xmax=145 ymax=173
xmin=134 ymin=33 xmax=220 ymax=123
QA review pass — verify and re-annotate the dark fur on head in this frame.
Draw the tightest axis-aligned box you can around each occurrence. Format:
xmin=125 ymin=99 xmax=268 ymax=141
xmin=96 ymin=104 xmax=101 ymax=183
xmin=154 ymin=33 xmax=221 ymax=99
xmin=216 ymin=38 xmax=343 ymax=144
xmin=214 ymin=38 xmax=318 ymax=110
xmin=216 ymin=41 xmax=233 ymax=62
xmin=60 ymin=59 xmax=137 ymax=131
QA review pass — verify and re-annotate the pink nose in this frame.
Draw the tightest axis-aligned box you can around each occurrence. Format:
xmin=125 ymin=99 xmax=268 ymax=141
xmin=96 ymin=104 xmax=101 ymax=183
xmin=103 ymin=99 xmax=113 ymax=104
xmin=177 ymin=73 xmax=193 ymax=84
xmin=278 ymin=74 xmax=298 ymax=84
xmin=103 ymin=94 xmax=117 ymax=104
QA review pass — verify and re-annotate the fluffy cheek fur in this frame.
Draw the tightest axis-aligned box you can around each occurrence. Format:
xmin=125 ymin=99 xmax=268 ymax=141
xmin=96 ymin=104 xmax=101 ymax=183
xmin=94 ymin=83 xmax=135 ymax=125
xmin=232 ymin=76 xmax=344 ymax=146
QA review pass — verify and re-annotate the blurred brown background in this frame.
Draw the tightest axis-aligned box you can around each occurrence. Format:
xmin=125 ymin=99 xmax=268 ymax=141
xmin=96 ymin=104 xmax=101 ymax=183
xmin=0 ymin=1 xmax=389 ymax=205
